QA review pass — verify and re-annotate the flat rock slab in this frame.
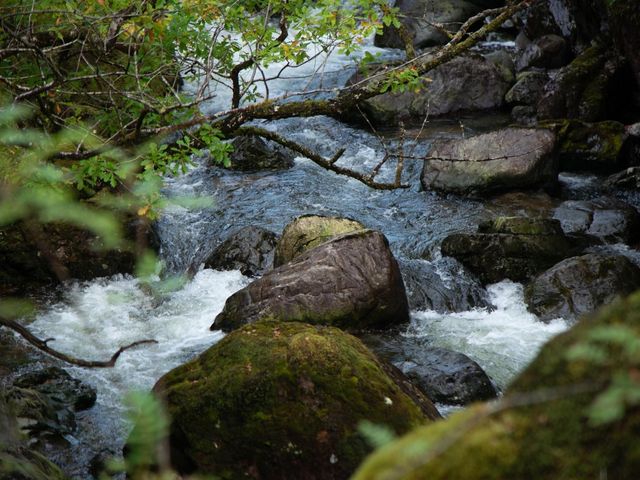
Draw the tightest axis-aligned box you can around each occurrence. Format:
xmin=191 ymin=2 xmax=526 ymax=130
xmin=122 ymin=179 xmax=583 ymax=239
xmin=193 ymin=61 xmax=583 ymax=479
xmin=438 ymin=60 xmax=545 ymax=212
xmin=421 ymin=128 xmax=558 ymax=195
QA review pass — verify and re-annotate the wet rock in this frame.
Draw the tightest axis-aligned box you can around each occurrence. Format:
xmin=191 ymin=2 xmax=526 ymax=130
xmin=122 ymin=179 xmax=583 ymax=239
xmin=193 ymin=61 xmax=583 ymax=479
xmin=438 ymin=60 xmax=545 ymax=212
xmin=212 ymin=230 xmax=409 ymax=332
xmin=374 ymin=0 xmax=484 ymax=49
xmin=398 ymin=348 xmax=498 ymax=405
xmin=485 ymin=191 xmax=558 ymax=219
xmin=226 ymin=135 xmax=294 ymax=171
xmin=399 ymin=258 xmax=490 ymax=312
xmin=354 ymin=54 xmax=511 ymax=125
xmin=510 ymin=105 xmax=537 ymax=125
xmin=362 ymin=333 xmax=498 ymax=405
xmin=0 ymin=214 xmax=150 ymax=296
xmin=353 ymin=290 xmax=640 ymax=480
xmin=3 ymin=368 xmax=96 ymax=444
xmin=421 ymin=128 xmax=558 ymax=195
xmin=516 ymin=34 xmax=568 ymax=71
xmin=605 ymin=166 xmax=640 ymax=190
xmin=483 ymin=50 xmax=516 ymax=84
xmin=13 ymin=367 xmax=96 ymax=412
xmin=274 ymin=215 xmax=365 ymax=267
xmin=554 ymin=120 xmax=628 ymax=173
xmin=150 ymin=321 xmax=439 ymax=479
xmin=537 ymin=42 xmax=620 ymax=122
xmin=3 ymin=386 xmax=76 ymax=438
xmin=505 ymin=71 xmax=549 ymax=106
xmin=553 ymin=197 xmax=640 ymax=244
xmin=525 ymin=253 xmax=640 ymax=323
xmin=441 ymin=217 xmax=578 ymax=284
xmin=204 ymin=226 xmax=278 ymax=277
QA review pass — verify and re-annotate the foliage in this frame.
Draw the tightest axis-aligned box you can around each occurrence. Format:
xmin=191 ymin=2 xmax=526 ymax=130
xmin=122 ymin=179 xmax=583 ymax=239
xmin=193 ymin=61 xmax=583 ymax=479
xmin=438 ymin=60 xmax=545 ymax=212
xmin=567 ymin=324 xmax=640 ymax=425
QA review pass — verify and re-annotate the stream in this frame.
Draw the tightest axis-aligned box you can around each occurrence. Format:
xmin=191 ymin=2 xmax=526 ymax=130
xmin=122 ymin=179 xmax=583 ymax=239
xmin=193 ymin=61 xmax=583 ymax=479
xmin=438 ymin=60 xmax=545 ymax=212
xmin=21 ymin=34 xmax=575 ymax=477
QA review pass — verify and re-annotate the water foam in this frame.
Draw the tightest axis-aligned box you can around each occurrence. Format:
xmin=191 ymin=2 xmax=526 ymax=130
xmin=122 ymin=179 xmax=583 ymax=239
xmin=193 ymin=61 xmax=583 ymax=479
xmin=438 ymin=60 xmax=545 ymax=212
xmin=408 ymin=281 xmax=568 ymax=389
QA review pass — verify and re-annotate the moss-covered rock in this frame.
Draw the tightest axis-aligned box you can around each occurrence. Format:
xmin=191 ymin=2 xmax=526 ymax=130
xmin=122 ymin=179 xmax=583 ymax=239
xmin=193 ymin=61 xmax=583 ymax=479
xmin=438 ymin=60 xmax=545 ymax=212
xmin=0 ymin=394 xmax=67 ymax=480
xmin=274 ymin=215 xmax=365 ymax=267
xmin=554 ymin=120 xmax=628 ymax=173
xmin=441 ymin=217 xmax=579 ymax=284
xmin=152 ymin=321 xmax=439 ymax=479
xmin=537 ymin=42 xmax=620 ymax=122
xmin=213 ymin=230 xmax=409 ymax=332
xmin=353 ymin=291 xmax=640 ymax=479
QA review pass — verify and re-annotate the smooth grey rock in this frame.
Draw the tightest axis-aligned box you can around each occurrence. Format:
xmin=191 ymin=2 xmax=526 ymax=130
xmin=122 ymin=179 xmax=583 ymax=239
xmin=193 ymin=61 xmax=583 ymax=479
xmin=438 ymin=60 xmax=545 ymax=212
xmin=553 ymin=197 xmax=640 ymax=244
xmin=421 ymin=128 xmax=558 ymax=195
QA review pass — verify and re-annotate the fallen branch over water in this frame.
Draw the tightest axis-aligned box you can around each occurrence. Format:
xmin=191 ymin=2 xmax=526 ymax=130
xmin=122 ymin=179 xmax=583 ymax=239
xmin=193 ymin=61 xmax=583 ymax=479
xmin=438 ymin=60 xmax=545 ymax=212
xmin=0 ymin=317 xmax=158 ymax=368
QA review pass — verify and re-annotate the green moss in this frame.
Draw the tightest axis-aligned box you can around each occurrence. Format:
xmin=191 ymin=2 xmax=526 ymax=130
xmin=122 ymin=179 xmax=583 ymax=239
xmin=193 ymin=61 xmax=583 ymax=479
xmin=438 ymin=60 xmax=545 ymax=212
xmin=556 ymin=120 xmax=626 ymax=171
xmin=152 ymin=321 xmax=435 ymax=479
xmin=274 ymin=215 xmax=366 ymax=266
xmin=353 ymin=292 xmax=640 ymax=479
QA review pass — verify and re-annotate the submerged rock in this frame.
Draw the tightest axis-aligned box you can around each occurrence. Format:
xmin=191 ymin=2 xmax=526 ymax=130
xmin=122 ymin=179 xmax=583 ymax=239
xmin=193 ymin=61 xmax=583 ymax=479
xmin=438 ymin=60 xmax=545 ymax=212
xmin=212 ymin=230 xmax=409 ymax=332
xmin=553 ymin=197 xmax=640 ymax=244
xmin=441 ymin=217 xmax=577 ymax=284
xmin=226 ymin=135 xmax=294 ymax=171
xmin=152 ymin=321 xmax=439 ymax=479
xmin=421 ymin=128 xmax=558 ymax=196
xmin=274 ymin=215 xmax=365 ymax=267
xmin=353 ymin=290 xmax=640 ymax=479
xmin=525 ymin=253 xmax=640 ymax=322
xmin=204 ymin=226 xmax=278 ymax=277
xmin=399 ymin=258 xmax=490 ymax=313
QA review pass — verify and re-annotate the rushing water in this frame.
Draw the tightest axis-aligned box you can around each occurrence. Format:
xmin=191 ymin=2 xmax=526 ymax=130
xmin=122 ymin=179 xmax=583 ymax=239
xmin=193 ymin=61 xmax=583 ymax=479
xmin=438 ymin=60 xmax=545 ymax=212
xmin=17 ymin=33 xmax=573 ymax=478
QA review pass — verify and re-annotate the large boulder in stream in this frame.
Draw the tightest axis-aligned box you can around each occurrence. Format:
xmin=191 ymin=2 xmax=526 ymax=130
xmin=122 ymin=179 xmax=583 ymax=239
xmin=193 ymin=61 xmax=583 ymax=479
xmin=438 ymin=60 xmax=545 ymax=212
xmin=525 ymin=253 xmax=640 ymax=323
xmin=355 ymin=54 xmax=511 ymax=125
xmin=212 ymin=230 xmax=409 ymax=332
xmin=421 ymin=128 xmax=558 ymax=195
xmin=353 ymin=291 xmax=640 ymax=479
xmin=152 ymin=321 xmax=439 ymax=479
xmin=441 ymin=217 xmax=579 ymax=284
xmin=274 ymin=215 xmax=365 ymax=267
xmin=204 ymin=226 xmax=278 ymax=277
xmin=553 ymin=197 xmax=640 ymax=244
